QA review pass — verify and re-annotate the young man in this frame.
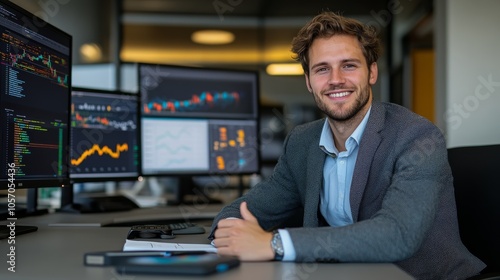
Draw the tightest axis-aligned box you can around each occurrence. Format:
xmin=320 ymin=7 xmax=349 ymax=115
xmin=209 ymin=11 xmax=485 ymax=279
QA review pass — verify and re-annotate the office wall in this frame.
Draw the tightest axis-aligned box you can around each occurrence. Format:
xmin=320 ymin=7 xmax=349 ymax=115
xmin=72 ymin=64 xmax=116 ymax=90
xmin=435 ymin=0 xmax=500 ymax=148
xmin=11 ymin=0 xmax=111 ymax=64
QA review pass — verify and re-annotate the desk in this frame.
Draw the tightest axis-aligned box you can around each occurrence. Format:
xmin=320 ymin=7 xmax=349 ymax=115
xmin=0 ymin=209 xmax=414 ymax=280
xmin=26 ymin=204 xmax=226 ymax=226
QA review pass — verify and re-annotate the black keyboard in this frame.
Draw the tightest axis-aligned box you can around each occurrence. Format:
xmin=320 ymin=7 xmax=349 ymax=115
xmin=0 ymin=225 xmax=38 ymax=240
xmin=168 ymin=222 xmax=196 ymax=230
xmin=168 ymin=222 xmax=206 ymax=235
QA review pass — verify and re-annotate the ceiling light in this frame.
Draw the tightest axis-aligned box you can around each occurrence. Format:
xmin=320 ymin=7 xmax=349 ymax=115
xmin=266 ymin=63 xmax=304 ymax=76
xmin=80 ymin=43 xmax=102 ymax=63
xmin=191 ymin=30 xmax=235 ymax=45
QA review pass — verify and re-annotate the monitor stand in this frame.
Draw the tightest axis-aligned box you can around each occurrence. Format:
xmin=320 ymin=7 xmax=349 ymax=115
xmin=0 ymin=188 xmax=48 ymax=220
xmin=167 ymin=176 xmax=222 ymax=206
xmin=0 ymin=188 xmax=48 ymax=239
xmin=58 ymin=183 xmax=140 ymax=214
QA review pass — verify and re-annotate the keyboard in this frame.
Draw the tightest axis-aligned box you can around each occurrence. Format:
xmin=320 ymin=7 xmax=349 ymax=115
xmin=102 ymin=213 xmax=217 ymax=228
xmin=167 ymin=222 xmax=206 ymax=235
xmin=0 ymin=225 xmax=38 ymax=240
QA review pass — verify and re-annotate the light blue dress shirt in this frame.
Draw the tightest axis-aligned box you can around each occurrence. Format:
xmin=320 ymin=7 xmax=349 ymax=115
xmin=280 ymin=107 xmax=371 ymax=261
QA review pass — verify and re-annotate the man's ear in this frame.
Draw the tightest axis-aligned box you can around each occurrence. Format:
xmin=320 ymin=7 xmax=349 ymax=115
xmin=369 ymin=62 xmax=378 ymax=85
xmin=305 ymin=74 xmax=313 ymax=93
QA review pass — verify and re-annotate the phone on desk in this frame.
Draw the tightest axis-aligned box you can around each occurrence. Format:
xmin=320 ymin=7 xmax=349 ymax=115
xmin=115 ymin=254 xmax=240 ymax=276
xmin=84 ymin=250 xmax=207 ymax=266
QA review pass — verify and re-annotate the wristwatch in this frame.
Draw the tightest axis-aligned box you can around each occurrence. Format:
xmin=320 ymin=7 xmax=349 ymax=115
xmin=270 ymin=230 xmax=284 ymax=261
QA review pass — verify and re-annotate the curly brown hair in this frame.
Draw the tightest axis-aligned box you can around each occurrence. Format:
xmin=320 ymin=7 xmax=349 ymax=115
xmin=291 ymin=11 xmax=381 ymax=76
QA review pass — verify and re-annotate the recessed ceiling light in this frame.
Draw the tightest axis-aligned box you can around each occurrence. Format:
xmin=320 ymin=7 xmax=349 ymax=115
xmin=266 ymin=63 xmax=304 ymax=75
xmin=79 ymin=43 xmax=102 ymax=62
xmin=191 ymin=30 xmax=235 ymax=45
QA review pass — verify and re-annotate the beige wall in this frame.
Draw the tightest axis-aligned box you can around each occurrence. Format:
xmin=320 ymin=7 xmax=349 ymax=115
xmin=435 ymin=0 xmax=500 ymax=148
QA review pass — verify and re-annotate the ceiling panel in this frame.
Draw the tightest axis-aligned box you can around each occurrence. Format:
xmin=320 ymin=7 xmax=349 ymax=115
xmin=120 ymin=0 xmax=391 ymax=67
xmin=122 ymin=0 xmax=389 ymax=17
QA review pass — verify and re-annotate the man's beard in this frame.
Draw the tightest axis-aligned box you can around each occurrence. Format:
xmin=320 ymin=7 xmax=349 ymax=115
xmin=313 ymin=83 xmax=371 ymax=122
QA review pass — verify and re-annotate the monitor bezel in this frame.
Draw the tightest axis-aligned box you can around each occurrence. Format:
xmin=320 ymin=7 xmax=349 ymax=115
xmin=137 ymin=62 xmax=261 ymax=177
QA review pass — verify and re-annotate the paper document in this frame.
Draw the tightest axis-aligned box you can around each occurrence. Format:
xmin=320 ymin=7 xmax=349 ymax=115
xmin=123 ymin=239 xmax=217 ymax=253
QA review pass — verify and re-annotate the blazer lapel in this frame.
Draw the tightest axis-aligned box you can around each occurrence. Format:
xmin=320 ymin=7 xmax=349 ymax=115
xmin=350 ymin=103 xmax=384 ymax=222
xmin=303 ymin=125 xmax=326 ymax=227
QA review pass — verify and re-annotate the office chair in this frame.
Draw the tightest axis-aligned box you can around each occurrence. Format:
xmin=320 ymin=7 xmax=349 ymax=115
xmin=448 ymin=144 xmax=500 ymax=279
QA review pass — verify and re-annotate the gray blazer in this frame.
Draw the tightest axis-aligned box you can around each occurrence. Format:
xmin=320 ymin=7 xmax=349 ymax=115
xmin=210 ymin=102 xmax=485 ymax=279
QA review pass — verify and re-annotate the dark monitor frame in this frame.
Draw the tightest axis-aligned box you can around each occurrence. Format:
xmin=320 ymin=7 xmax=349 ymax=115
xmin=259 ymin=104 xmax=287 ymax=163
xmin=59 ymin=87 xmax=141 ymax=213
xmin=137 ymin=63 xmax=261 ymax=204
xmin=137 ymin=63 xmax=261 ymax=178
xmin=68 ymin=87 xmax=140 ymax=183
xmin=0 ymin=0 xmax=72 ymax=216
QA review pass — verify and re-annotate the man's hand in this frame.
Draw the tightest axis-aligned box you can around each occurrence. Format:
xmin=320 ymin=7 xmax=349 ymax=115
xmin=213 ymin=201 xmax=275 ymax=261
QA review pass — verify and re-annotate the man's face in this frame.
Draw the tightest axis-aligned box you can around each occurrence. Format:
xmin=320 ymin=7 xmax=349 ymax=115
xmin=305 ymin=35 xmax=378 ymax=122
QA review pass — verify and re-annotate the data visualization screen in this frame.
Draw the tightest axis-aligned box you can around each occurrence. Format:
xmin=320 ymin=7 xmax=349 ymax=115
xmin=0 ymin=0 xmax=71 ymax=188
xmin=139 ymin=64 xmax=260 ymax=175
xmin=69 ymin=89 xmax=139 ymax=180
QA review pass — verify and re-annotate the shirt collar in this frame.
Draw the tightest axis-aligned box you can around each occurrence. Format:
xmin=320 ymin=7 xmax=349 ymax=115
xmin=319 ymin=107 xmax=372 ymax=156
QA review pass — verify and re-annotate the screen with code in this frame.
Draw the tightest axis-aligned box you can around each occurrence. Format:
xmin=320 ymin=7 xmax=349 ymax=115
xmin=0 ymin=0 xmax=71 ymax=188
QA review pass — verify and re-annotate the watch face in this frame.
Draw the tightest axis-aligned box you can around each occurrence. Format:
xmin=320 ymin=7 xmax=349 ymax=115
xmin=272 ymin=232 xmax=284 ymax=257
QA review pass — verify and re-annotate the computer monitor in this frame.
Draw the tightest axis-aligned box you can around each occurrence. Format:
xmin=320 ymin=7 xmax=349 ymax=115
xmin=59 ymin=88 xmax=140 ymax=213
xmin=138 ymin=63 xmax=260 ymax=203
xmin=69 ymin=88 xmax=139 ymax=181
xmin=0 ymin=0 xmax=72 ymax=216
xmin=259 ymin=105 xmax=287 ymax=163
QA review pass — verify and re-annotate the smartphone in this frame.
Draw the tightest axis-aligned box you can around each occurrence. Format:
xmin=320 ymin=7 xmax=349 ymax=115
xmin=84 ymin=250 xmax=207 ymax=266
xmin=115 ymin=254 xmax=240 ymax=276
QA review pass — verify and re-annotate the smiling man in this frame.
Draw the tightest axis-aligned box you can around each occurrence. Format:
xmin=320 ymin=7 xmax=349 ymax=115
xmin=209 ymin=11 xmax=485 ymax=279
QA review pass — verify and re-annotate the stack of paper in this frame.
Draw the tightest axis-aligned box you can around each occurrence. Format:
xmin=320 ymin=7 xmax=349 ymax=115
xmin=123 ymin=240 xmax=217 ymax=253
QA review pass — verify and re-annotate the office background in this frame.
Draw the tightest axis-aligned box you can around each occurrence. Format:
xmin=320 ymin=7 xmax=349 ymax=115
xmin=10 ymin=0 xmax=500 ymax=151
xmin=1 ymin=1 xmax=498 ymax=277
